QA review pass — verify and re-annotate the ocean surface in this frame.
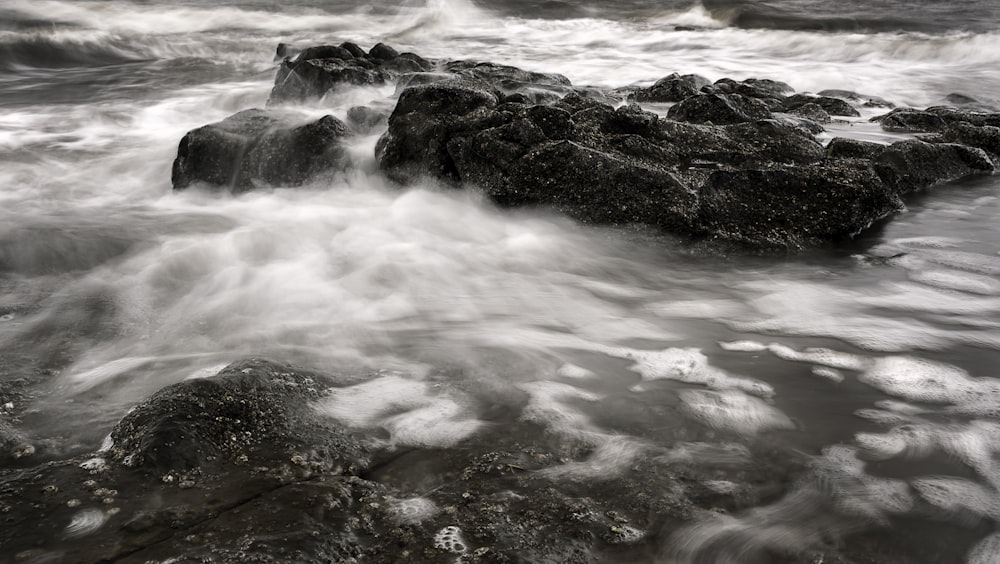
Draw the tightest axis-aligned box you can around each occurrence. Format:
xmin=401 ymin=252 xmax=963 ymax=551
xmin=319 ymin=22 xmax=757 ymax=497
xmin=1 ymin=0 xmax=1000 ymax=561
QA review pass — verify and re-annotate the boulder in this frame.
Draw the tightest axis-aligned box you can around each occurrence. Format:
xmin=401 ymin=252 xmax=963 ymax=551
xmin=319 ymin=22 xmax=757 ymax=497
xmin=712 ymin=77 xmax=791 ymax=109
xmin=270 ymin=57 xmax=390 ymax=103
xmin=781 ymin=94 xmax=860 ymax=117
xmin=666 ymin=93 xmax=773 ymax=125
xmin=872 ymin=106 xmax=1000 ymax=133
xmin=108 ymin=358 xmax=368 ymax=475
xmin=936 ymin=122 xmax=1000 ymax=159
xmin=874 ymin=140 xmax=995 ymax=193
xmin=693 ymin=162 xmax=903 ymax=248
xmin=346 ymin=105 xmax=389 ymax=134
xmin=269 ymin=42 xmax=433 ymax=104
xmin=818 ymin=89 xmax=894 ymax=108
xmin=632 ymin=72 xmax=712 ymax=103
xmin=787 ymin=102 xmax=831 ymax=123
xmin=171 ymin=109 xmax=351 ymax=193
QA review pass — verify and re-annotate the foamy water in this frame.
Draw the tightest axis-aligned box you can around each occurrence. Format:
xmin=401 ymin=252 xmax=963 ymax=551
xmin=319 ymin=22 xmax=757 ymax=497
xmin=1 ymin=0 xmax=999 ymax=561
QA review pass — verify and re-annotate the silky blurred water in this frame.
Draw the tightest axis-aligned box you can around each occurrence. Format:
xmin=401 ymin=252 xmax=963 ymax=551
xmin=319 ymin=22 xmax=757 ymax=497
xmin=1 ymin=0 xmax=999 ymax=561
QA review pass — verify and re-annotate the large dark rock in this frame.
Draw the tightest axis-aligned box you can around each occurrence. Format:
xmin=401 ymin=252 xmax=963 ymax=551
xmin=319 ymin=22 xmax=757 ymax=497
xmin=269 ymin=42 xmax=433 ymax=104
xmin=781 ymin=93 xmax=860 ymax=117
xmin=666 ymin=93 xmax=773 ymax=125
xmin=108 ymin=358 xmax=368 ymax=475
xmin=936 ymin=122 xmax=1000 ymax=159
xmin=818 ymin=89 xmax=893 ymax=108
xmin=376 ymin=79 xmax=503 ymax=184
xmin=711 ymin=77 xmax=792 ymax=110
xmin=632 ymin=72 xmax=712 ymax=103
xmin=693 ymin=162 xmax=903 ymax=248
xmin=872 ymin=106 xmax=1000 ymax=133
xmin=377 ymin=81 xmax=889 ymax=248
xmin=171 ymin=109 xmax=351 ymax=193
xmin=874 ymin=139 xmax=995 ymax=193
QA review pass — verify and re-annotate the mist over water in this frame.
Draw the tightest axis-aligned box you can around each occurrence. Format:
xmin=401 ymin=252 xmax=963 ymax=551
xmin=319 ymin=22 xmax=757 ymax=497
xmin=2 ymin=0 xmax=1000 ymax=561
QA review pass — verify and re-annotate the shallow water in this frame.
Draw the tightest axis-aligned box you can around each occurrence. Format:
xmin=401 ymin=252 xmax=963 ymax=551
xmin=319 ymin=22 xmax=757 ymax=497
xmin=1 ymin=0 xmax=999 ymax=561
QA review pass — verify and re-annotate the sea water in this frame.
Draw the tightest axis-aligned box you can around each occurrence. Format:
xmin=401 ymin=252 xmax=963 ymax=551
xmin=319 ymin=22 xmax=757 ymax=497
xmin=1 ymin=0 xmax=999 ymax=561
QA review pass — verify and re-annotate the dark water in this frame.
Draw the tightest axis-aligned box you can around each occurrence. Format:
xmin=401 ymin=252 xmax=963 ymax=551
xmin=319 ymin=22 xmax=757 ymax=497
xmin=1 ymin=0 xmax=999 ymax=561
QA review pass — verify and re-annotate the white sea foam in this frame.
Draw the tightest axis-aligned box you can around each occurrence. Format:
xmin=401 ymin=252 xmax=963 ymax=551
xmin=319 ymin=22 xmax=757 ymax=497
xmin=556 ymin=363 xmax=596 ymax=379
xmin=385 ymin=496 xmax=439 ymax=525
xmin=969 ymin=533 xmax=1000 ymax=564
xmin=678 ymin=389 xmax=794 ymax=436
xmin=64 ymin=509 xmax=107 ymax=539
xmin=433 ymin=525 xmax=468 ymax=554
xmin=860 ymin=357 xmax=1000 ymax=411
xmin=612 ymin=347 xmax=774 ymax=397
xmin=912 ymin=477 xmax=1000 ymax=520
xmin=910 ymin=269 xmax=1000 ymax=295
xmin=315 ymin=373 xmax=483 ymax=448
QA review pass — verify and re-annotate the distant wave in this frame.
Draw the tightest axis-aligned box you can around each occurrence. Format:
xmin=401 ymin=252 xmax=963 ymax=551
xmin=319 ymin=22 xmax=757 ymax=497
xmin=0 ymin=30 xmax=149 ymax=70
xmin=701 ymin=0 xmax=1000 ymax=34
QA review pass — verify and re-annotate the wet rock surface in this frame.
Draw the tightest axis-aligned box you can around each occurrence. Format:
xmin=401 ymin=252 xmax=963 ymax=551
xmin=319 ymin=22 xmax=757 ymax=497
xmin=171 ymin=108 xmax=352 ymax=192
xmin=0 ymin=358 xmax=814 ymax=563
xmin=174 ymin=42 xmax=1000 ymax=249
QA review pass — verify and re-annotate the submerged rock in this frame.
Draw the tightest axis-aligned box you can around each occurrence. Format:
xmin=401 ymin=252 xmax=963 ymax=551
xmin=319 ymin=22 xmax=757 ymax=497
xmin=171 ymin=109 xmax=351 ymax=192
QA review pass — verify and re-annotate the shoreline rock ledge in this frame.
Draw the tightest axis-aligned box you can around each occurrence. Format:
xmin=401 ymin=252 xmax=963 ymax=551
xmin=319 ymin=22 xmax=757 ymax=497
xmin=173 ymin=42 xmax=1000 ymax=250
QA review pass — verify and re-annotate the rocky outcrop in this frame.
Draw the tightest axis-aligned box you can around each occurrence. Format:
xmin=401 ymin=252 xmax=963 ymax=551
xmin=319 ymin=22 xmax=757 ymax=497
xmin=376 ymin=80 xmax=905 ymax=247
xmin=170 ymin=43 xmax=1000 ymax=249
xmin=692 ymin=163 xmax=903 ymax=248
xmin=269 ymin=42 xmax=433 ymax=104
xmin=0 ymin=358 xmax=809 ymax=563
xmin=171 ymin=109 xmax=351 ymax=192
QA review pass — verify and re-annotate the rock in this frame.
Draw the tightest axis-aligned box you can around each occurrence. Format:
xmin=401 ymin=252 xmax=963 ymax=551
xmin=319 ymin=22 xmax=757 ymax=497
xmin=693 ymin=162 xmax=903 ymax=248
xmin=818 ymin=89 xmax=894 ymax=108
xmin=464 ymin=138 xmax=698 ymax=229
xmin=943 ymin=93 xmax=1000 ymax=111
xmin=666 ymin=93 xmax=773 ymax=125
xmin=376 ymin=79 xmax=502 ymax=184
xmin=171 ymin=109 xmax=351 ymax=193
xmin=826 ymin=137 xmax=886 ymax=160
xmin=936 ymin=122 xmax=1000 ymax=159
xmin=443 ymin=60 xmax=574 ymax=102
xmin=294 ymin=44 xmax=357 ymax=62
xmin=108 ymin=358 xmax=368 ymax=474
xmin=338 ymin=41 xmax=367 ymax=59
xmin=270 ymin=57 xmax=390 ymax=103
xmin=444 ymin=60 xmax=572 ymax=89
xmin=368 ymin=42 xmax=399 ymax=60
xmin=788 ymin=102 xmax=831 ymax=124
xmin=274 ymin=42 xmax=298 ymax=61
xmin=875 ymin=139 xmax=995 ymax=193
xmin=346 ymin=105 xmax=389 ymax=134
xmin=712 ymin=77 xmax=792 ymax=109
xmin=872 ymin=106 xmax=1000 ymax=133
xmin=632 ymin=72 xmax=712 ymax=103
xmin=781 ymin=93 xmax=860 ymax=117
